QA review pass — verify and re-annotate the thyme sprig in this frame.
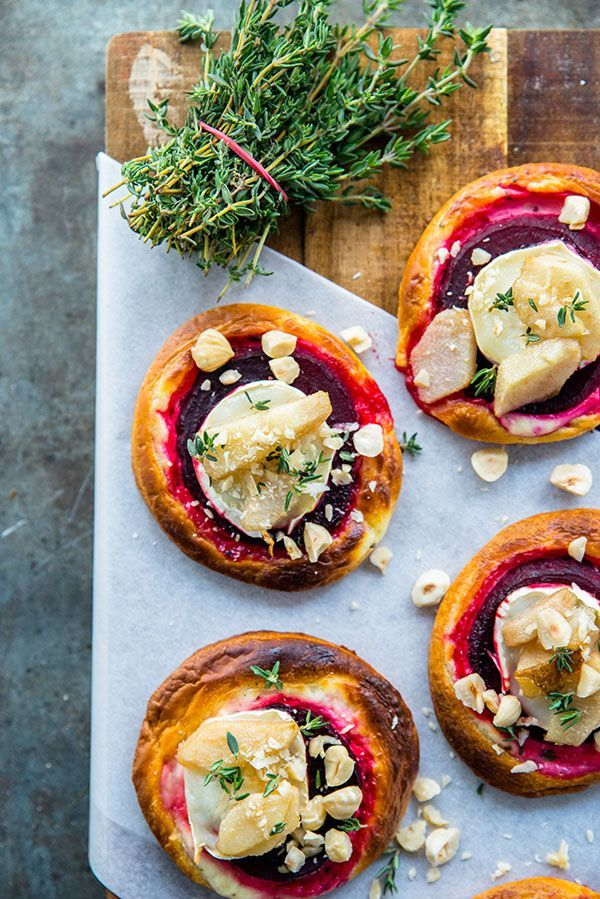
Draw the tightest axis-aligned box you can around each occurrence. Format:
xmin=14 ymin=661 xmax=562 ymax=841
xmin=549 ymin=647 xmax=575 ymax=673
xmin=489 ymin=287 xmax=513 ymax=312
xmin=522 ymin=327 xmax=541 ymax=345
xmin=547 ymin=690 xmax=582 ymax=730
xmin=284 ymin=452 xmax=330 ymax=510
xmin=244 ymin=390 xmax=271 ymax=411
xmin=470 ymin=365 xmax=497 ymax=398
xmin=250 ymin=659 xmax=283 ymax=690
xmin=300 ymin=711 xmax=326 ymax=734
xmin=204 ymin=759 xmax=248 ymax=799
xmin=338 ymin=817 xmax=366 ymax=832
xmin=376 ymin=846 xmax=401 ymax=894
xmin=188 ymin=430 xmax=220 ymax=462
xmin=109 ymin=0 xmax=491 ymax=292
xmin=557 ymin=290 xmax=588 ymax=328
xmin=399 ymin=431 xmax=422 ymax=456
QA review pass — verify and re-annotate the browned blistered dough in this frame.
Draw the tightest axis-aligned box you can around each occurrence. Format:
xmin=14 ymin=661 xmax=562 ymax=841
xmin=430 ymin=510 xmax=600 ymax=797
xmin=397 ymin=163 xmax=600 ymax=443
xmin=473 ymin=876 xmax=599 ymax=898
xmin=132 ymin=303 xmax=402 ymax=590
xmin=133 ymin=631 xmax=419 ymax=894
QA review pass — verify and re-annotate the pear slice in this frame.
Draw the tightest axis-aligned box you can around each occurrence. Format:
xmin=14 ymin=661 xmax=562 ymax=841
xmin=515 ymin=641 xmax=582 ymax=698
xmin=493 ymin=339 xmax=581 ymax=417
xmin=202 ymin=391 xmax=332 ymax=479
xmin=410 ymin=308 xmax=477 ymax=404
xmin=502 ymin=588 xmax=578 ymax=648
xmin=512 ymin=244 xmax=600 ymax=360
xmin=544 ymin=691 xmax=600 ymax=746
xmin=177 ymin=714 xmax=300 ymax=778
xmin=216 ymin=781 xmax=300 ymax=857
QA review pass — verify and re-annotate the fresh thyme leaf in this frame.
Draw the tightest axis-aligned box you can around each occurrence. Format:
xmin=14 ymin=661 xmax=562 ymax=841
xmin=226 ymin=731 xmax=239 ymax=756
xmin=338 ymin=817 xmax=366 ymax=832
xmin=549 ymin=647 xmax=575 ymax=673
xmin=235 ymin=792 xmax=250 ymax=801
xmin=497 ymin=725 xmax=518 ymax=741
xmin=528 ymin=298 xmax=538 ymax=311
xmin=470 ymin=365 xmax=497 ymax=399
xmin=300 ymin=711 xmax=326 ymax=735
xmin=399 ymin=431 xmax=422 ymax=456
xmin=244 ymin=390 xmax=271 ymax=411
xmin=188 ymin=430 xmax=219 ymax=462
xmin=339 ymin=450 xmax=356 ymax=463
xmin=176 ymin=10 xmax=218 ymax=44
xmin=111 ymin=0 xmax=491 ymax=293
xmin=250 ymin=659 xmax=283 ymax=690
xmin=204 ymin=759 xmax=246 ymax=797
xmin=270 ymin=821 xmax=286 ymax=835
xmin=263 ymin=773 xmax=280 ymax=797
xmin=315 ymin=769 xmax=322 ymax=790
xmin=476 ymin=782 xmax=484 ymax=795
xmin=376 ymin=847 xmax=401 ymax=894
xmin=557 ymin=290 xmax=588 ymax=328
xmin=522 ymin=327 xmax=541 ymax=345
xmin=547 ymin=690 xmax=582 ymax=729
xmin=489 ymin=287 xmax=514 ymax=312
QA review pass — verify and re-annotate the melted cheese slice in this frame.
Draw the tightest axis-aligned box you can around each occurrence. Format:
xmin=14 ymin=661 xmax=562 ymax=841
xmin=468 ymin=241 xmax=600 ymax=364
xmin=178 ymin=709 xmax=308 ymax=862
xmin=494 ymin=583 xmax=599 ymax=735
xmin=194 ymin=380 xmax=335 ymax=537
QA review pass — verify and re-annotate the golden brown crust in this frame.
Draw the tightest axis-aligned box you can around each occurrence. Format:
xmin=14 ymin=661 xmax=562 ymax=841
xmin=472 ymin=876 xmax=599 ymax=898
xmin=397 ymin=163 xmax=600 ymax=444
xmin=430 ymin=510 xmax=600 ymax=797
xmin=133 ymin=631 xmax=419 ymax=896
xmin=132 ymin=303 xmax=402 ymax=590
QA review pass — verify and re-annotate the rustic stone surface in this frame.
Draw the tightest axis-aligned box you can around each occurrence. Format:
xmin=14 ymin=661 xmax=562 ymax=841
xmin=1 ymin=1 xmax=599 ymax=896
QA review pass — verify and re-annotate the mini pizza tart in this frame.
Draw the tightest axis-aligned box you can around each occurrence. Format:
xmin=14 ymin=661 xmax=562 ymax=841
xmin=133 ymin=631 xmax=419 ymax=899
xmin=473 ymin=876 xmax=598 ymax=898
xmin=132 ymin=304 xmax=401 ymax=590
xmin=397 ymin=163 xmax=600 ymax=443
xmin=430 ymin=510 xmax=600 ymax=796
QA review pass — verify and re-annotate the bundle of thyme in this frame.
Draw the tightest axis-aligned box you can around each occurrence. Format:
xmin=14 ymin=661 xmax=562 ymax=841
xmin=107 ymin=0 xmax=490 ymax=293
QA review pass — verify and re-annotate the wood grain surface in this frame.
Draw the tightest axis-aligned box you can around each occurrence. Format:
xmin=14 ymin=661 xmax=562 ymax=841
xmin=102 ymin=27 xmax=599 ymax=898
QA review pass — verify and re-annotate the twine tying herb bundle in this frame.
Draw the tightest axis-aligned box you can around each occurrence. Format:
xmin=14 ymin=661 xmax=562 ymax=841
xmin=106 ymin=0 xmax=491 ymax=294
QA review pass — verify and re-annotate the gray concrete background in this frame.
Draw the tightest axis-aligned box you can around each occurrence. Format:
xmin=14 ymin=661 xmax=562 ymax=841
xmin=1 ymin=1 xmax=599 ymax=896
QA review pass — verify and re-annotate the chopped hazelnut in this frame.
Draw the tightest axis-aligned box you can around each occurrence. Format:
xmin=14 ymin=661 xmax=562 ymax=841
xmin=324 ymin=745 xmax=355 ymax=787
xmin=559 ymin=195 xmax=590 ymax=230
xmin=411 ymin=569 xmax=450 ymax=607
xmin=219 ymin=369 xmax=242 ymax=385
xmin=546 ymin=839 xmax=570 ymax=870
xmin=303 ymin=522 xmax=332 ymax=563
xmin=284 ymin=844 xmax=306 ymax=873
xmin=322 ymin=786 xmax=362 ymax=820
xmin=425 ymin=827 xmax=460 ymax=867
xmin=269 ymin=356 xmax=300 ymax=384
xmin=568 ymin=536 xmax=588 ymax=562
xmin=550 ymin=463 xmax=593 ymax=496
xmin=261 ymin=330 xmax=298 ymax=358
xmin=340 ymin=325 xmax=373 ymax=354
xmin=412 ymin=777 xmax=441 ymax=802
xmin=370 ymin=545 xmax=393 ymax=574
xmin=353 ymin=423 xmax=384 ymax=457
xmin=396 ymin=819 xmax=427 ymax=852
xmin=324 ymin=829 xmax=353 ymax=863
xmin=453 ymin=673 xmax=486 ymax=714
xmin=493 ymin=695 xmax=522 ymax=728
xmin=471 ymin=447 xmax=509 ymax=483
xmin=191 ymin=329 xmax=234 ymax=371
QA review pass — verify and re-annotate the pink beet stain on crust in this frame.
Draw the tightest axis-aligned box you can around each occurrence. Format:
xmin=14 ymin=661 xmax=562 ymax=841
xmin=158 ymin=336 xmax=393 ymax=562
xmin=448 ymin=548 xmax=600 ymax=780
xmin=159 ymin=695 xmax=376 ymax=896
xmin=401 ymin=188 xmax=600 ymax=430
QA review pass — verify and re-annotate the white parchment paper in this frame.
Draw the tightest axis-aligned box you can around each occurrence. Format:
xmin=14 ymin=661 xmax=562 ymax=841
xmin=90 ymin=153 xmax=600 ymax=898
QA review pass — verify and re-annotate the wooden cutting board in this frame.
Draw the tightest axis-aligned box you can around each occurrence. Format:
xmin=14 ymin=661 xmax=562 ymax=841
xmin=102 ymin=28 xmax=599 ymax=898
xmin=105 ymin=29 xmax=600 ymax=315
